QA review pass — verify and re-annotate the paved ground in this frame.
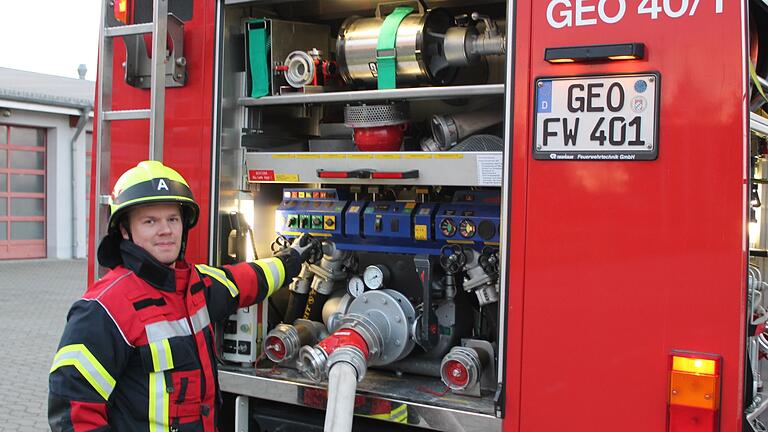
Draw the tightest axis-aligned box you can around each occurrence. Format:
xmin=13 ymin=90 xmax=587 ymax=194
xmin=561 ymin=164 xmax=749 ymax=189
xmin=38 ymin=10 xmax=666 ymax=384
xmin=0 ymin=259 xmax=87 ymax=431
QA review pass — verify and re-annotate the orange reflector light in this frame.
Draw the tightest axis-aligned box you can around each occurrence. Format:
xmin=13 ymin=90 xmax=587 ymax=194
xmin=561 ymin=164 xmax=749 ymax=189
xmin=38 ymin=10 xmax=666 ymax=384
xmin=548 ymin=58 xmax=575 ymax=63
xmin=672 ymin=356 xmax=717 ymax=376
xmin=668 ymin=351 xmax=721 ymax=432
xmin=114 ymin=0 xmax=129 ymax=24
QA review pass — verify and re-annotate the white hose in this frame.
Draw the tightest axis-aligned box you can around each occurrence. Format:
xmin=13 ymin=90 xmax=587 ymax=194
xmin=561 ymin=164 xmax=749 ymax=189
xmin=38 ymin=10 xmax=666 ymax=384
xmin=324 ymin=362 xmax=358 ymax=432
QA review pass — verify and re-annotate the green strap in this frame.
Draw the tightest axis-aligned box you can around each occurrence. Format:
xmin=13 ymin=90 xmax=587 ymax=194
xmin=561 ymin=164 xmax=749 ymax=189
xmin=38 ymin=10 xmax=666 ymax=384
xmin=376 ymin=6 xmax=414 ymax=90
xmin=247 ymin=20 xmax=270 ymax=98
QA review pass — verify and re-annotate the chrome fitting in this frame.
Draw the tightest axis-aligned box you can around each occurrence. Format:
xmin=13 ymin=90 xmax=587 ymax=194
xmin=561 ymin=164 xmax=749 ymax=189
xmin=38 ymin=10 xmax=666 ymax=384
xmin=440 ymin=346 xmax=484 ymax=392
xmin=327 ymin=346 xmax=369 ymax=382
xmin=264 ymin=323 xmax=301 ymax=363
xmin=297 ymin=345 xmax=329 ymax=382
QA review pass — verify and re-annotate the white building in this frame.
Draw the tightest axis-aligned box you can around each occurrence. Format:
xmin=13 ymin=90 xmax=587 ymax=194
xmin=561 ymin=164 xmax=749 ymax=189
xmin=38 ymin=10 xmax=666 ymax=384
xmin=0 ymin=67 xmax=93 ymax=260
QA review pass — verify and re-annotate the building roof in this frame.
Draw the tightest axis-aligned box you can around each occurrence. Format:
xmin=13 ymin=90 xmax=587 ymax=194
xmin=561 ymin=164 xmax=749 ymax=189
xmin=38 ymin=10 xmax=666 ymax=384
xmin=0 ymin=67 xmax=94 ymax=109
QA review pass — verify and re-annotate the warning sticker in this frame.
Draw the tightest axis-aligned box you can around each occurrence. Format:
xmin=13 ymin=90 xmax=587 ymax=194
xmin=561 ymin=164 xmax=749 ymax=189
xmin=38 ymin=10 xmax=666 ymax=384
xmin=476 ymin=154 xmax=503 ymax=186
xmin=249 ymin=170 xmax=275 ymax=181
xmin=414 ymin=225 xmax=428 ymax=241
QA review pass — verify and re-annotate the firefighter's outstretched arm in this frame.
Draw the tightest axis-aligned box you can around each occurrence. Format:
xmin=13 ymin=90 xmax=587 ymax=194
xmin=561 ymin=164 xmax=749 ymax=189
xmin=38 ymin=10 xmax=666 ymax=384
xmin=48 ymin=300 xmax=132 ymax=431
xmin=200 ymin=234 xmax=319 ymax=322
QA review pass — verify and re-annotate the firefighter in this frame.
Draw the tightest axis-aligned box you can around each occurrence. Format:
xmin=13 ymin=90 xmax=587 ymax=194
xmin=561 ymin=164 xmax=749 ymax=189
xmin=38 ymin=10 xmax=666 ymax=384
xmin=48 ymin=160 xmax=315 ymax=431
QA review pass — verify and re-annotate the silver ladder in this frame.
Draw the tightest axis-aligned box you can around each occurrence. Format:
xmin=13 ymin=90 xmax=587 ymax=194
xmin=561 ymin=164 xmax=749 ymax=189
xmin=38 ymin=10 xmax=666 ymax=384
xmin=92 ymin=0 xmax=181 ymax=279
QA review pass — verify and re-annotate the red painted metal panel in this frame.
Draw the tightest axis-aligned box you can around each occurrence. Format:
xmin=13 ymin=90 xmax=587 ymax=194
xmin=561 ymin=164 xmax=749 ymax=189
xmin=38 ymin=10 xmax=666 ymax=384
xmin=506 ymin=1 xmax=747 ymax=431
xmin=88 ymin=0 xmax=217 ymax=274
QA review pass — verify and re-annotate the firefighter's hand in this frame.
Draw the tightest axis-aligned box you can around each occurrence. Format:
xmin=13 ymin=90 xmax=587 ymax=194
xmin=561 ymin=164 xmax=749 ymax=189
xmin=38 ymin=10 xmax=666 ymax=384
xmin=289 ymin=233 xmax=321 ymax=263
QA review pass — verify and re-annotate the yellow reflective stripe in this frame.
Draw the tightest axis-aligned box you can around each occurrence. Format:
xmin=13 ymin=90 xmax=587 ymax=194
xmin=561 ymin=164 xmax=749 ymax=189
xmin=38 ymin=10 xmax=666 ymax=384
xmin=112 ymin=195 xmax=196 ymax=211
xmin=254 ymin=257 xmax=285 ymax=298
xmin=50 ymin=344 xmax=116 ymax=400
xmin=148 ymin=372 xmax=169 ymax=432
xmin=195 ymin=264 xmax=238 ymax=297
xmin=149 ymin=339 xmax=174 ymax=372
xmin=391 ymin=404 xmax=408 ymax=423
xmin=268 ymin=257 xmax=286 ymax=290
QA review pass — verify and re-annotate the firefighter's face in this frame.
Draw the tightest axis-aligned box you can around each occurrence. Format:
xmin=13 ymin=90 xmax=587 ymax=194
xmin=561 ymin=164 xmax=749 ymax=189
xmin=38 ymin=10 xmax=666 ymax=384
xmin=121 ymin=203 xmax=183 ymax=265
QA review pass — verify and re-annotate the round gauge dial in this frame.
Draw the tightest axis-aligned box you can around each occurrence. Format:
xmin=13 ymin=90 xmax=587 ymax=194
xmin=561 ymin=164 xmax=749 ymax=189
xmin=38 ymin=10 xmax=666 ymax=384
xmin=459 ymin=219 xmax=477 ymax=238
xmin=347 ymin=276 xmax=366 ymax=298
xmin=363 ymin=264 xmax=390 ymax=290
xmin=439 ymin=218 xmax=457 ymax=237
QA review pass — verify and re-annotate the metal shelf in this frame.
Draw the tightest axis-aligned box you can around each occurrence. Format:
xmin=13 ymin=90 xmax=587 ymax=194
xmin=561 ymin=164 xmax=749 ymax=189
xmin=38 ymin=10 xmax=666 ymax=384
xmin=219 ymin=367 xmax=500 ymax=431
xmin=244 ymin=151 xmax=504 ymax=187
xmin=239 ymin=84 xmax=505 ymax=106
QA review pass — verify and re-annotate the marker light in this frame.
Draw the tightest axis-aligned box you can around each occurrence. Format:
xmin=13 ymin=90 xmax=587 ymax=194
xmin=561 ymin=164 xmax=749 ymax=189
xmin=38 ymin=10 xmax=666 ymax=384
xmin=545 ymin=43 xmax=645 ymax=64
xmin=668 ymin=351 xmax=721 ymax=432
xmin=114 ymin=0 xmax=130 ymax=24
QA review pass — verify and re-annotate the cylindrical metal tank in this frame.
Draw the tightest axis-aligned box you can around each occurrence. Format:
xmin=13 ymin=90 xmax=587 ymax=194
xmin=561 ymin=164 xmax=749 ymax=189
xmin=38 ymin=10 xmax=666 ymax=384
xmin=336 ymin=7 xmax=456 ymax=87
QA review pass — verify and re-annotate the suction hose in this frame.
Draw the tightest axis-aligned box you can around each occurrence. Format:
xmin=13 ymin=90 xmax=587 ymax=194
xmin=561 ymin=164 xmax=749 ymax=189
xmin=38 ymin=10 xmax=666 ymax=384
xmin=284 ymin=263 xmax=314 ymax=323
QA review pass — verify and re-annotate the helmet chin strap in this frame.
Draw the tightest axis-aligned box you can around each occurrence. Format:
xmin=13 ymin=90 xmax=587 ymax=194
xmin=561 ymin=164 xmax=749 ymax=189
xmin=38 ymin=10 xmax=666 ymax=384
xmin=120 ymin=220 xmax=134 ymax=242
xmin=178 ymin=225 xmax=190 ymax=261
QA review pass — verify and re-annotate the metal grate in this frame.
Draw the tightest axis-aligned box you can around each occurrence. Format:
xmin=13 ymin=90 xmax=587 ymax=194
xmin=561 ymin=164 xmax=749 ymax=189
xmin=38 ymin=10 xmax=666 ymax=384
xmin=344 ymin=103 xmax=409 ymax=127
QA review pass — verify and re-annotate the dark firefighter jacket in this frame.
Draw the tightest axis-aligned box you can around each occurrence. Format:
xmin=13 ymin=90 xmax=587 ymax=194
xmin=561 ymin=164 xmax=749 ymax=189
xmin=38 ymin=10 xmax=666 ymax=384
xmin=48 ymin=240 xmax=301 ymax=432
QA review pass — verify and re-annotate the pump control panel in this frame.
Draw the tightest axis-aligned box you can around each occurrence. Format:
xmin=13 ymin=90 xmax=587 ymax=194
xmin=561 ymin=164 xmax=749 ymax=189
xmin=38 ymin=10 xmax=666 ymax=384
xmin=275 ymin=188 xmax=348 ymax=235
xmin=275 ymin=188 xmax=499 ymax=253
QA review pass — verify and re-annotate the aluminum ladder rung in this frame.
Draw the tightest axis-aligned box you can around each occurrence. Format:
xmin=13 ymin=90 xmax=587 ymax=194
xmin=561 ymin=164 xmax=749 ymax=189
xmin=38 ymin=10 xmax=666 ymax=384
xmin=102 ymin=109 xmax=151 ymax=120
xmin=104 ymin=23 xmax=154 ymax=37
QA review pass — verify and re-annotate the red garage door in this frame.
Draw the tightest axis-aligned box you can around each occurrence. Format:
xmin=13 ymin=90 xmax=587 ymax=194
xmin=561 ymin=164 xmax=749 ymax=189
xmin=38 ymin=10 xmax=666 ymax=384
xmin=0 ymin=125 xmax=46 ymax=259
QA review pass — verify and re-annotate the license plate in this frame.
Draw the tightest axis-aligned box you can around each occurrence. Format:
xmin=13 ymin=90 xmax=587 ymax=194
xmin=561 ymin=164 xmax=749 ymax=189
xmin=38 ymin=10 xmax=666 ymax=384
xmin=533 ymin=73 xmax=659 ymax=161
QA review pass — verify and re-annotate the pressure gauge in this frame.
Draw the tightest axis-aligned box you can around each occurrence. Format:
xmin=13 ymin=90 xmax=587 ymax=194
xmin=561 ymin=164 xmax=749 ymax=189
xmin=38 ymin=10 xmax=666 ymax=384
xmin=363 ymin=264 xmax=390 ymax=290
xmin=347 ymin=276 xmax=366 ymax=298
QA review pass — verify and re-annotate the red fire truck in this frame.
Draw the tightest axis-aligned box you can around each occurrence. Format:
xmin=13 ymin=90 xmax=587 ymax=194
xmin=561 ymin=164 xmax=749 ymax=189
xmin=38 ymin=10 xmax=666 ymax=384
xmin=89 ymin=0 xmax=764 ymax=430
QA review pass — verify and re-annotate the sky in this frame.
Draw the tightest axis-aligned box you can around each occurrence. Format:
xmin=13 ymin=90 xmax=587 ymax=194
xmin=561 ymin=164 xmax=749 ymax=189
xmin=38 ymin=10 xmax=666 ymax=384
xmin=0 ymin=1 xmax=102 ymax=80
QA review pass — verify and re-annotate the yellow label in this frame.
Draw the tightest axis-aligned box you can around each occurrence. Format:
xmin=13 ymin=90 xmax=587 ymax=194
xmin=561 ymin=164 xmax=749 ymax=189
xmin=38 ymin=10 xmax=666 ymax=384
xmin=298 ymin=192 xmax=306 ymax=198
xmin=271 ymin=154 xmax=296 ymax=159
xmin=348 ymin=205 xmax=360 ymax=213
xmin=404 ymin=202 xmax=416 ymax=209
xmin=282 ymin=229 xmax=332 ymax=238
xmin=405 ymin=154 xmax=433 ymax=159
xmin=414 ymin=225 xmax=428 ymax=241
xmin=324 ymin=215 xmax=336 ymax=230
xmin=296 ymin=154 xmax=317 ymax=159
xmin=348 ymin=154 xmax=373 ymax=159
xmin=275 ymin=174 xmax=299 ymax=182
xmin=315 ymin=154 xmax=346 ymax=159
xmin=434 ymin=154 xmax=464 ymax=159
xmin=374 ymin=154 xmax=402 ymax=159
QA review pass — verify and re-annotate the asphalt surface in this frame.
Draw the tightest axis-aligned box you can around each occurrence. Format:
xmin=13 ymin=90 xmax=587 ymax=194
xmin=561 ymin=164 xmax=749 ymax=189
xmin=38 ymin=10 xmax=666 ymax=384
xmin=0 ymin=259 xmax=87 ymax=431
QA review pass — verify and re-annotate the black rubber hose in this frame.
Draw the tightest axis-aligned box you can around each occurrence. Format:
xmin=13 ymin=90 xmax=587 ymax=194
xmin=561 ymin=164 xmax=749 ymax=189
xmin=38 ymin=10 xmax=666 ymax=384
xmin=303 ymin=290 xmax=331 ymax=323
xmin=284 ymin=291 xmax=309 ymax=324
